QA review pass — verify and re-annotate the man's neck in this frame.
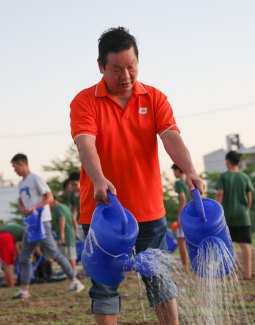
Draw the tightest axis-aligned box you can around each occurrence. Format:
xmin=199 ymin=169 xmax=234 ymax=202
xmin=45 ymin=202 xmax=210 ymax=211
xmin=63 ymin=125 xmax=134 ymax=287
xmin=74 ymin=190 xmax=80 ymax=197
xmin=228 ymin=165 xmax=239 ymax=172
xmin=106 ymin=85 xmax=134 ymax=110
xmin=22 ymin=169 xmax=31 ymax=180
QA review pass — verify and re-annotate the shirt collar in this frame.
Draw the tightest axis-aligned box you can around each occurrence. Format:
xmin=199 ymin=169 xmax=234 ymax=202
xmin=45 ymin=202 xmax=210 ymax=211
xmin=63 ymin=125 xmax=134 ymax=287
xmin=95 ymin=77 xmax=147 ymax=98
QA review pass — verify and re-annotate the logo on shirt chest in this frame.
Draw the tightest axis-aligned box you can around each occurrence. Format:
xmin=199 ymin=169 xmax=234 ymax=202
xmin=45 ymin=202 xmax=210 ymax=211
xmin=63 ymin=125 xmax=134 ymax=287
xmin=20 ymin=187 xmax=31 ymax=201
xmin=139 ymin=107 xmax=147 ymax=114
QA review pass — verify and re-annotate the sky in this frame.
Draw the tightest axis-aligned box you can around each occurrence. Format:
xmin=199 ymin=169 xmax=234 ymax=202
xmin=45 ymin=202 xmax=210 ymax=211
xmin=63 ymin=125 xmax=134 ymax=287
xmin=1 ymin=0 xmax=255 ymax=185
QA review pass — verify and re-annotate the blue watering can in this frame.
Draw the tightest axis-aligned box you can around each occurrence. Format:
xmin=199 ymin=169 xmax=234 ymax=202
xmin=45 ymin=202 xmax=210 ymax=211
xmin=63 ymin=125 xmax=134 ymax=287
xmin=75 ymin=237 xmax=84 ymax=264
xmin=180 ymin=188 xmax=235 ymax=278
xmin=23 ymin=207 xmax=46 ymax=243
xmin=82 ymin=191 xmax=160 ymax=286
xmin=166 ymin=230 xmax=178 ymax=253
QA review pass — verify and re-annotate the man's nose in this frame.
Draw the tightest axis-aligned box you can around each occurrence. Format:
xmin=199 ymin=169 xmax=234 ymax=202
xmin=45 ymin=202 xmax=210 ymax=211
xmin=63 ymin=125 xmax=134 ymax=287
xmin=121 ymin=68 xmax=130 ymax=80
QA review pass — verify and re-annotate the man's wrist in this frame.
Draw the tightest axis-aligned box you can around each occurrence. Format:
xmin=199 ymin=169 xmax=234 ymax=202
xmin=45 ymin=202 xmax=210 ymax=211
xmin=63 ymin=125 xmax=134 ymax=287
xmin=92 ymin=175 xmax=105 ymax=186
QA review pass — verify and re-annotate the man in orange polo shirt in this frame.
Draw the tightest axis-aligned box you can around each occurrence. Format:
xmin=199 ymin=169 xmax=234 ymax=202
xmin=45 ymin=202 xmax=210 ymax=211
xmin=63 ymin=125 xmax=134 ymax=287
xmin=70 ymin=27 xmax=205 ymax=325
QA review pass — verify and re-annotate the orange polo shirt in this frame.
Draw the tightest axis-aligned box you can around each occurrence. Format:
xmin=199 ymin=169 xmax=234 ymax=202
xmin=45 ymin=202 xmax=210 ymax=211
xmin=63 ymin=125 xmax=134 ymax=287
xmin=70 ymin=78 xmax=180 ymax=224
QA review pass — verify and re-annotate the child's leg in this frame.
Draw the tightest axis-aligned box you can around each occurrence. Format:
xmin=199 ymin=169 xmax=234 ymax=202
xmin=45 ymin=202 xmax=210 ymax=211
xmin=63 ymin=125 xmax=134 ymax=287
xmin=19 ymin=233 xmax=38 ymax=292
xmin=69 ymin=259 xmax=76 ymax=271
xmin=233 ymin=246 xmax=242 ymax=271
xmin=240 ymin=243 xmax=252 ymax=279
xmin=177 ymin=238 xmax=189 ymax=272
xmin=2 ymin=263 xmax=15 ymax=287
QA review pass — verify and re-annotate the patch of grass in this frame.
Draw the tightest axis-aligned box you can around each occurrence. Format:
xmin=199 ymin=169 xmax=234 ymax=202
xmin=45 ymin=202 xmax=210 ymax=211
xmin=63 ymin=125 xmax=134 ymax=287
xmin=1 ymin=250 xmax=255 ymax=324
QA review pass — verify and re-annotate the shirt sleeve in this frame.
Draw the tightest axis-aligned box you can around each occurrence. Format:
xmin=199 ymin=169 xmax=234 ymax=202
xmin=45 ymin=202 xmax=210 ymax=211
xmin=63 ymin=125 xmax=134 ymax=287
xmin=70 ymin=91 xmax=97 ymax=142
xmin=175 ymin=181 xmax=184 ymax=194
xmin=154 ymin=90 xmax=180 ymax=136
xmin=54 ymin=205 xmax=65 ymax=220
xmin=35 ymin=176 xmax=51 ymax=195
xmin=216 ymin=174 xmax=224 ymax=190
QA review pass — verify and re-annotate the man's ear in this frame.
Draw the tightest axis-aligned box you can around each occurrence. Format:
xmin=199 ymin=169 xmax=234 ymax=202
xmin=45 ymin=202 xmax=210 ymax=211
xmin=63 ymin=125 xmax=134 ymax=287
xmin=97 ymin=60 xmax=104 ymax=74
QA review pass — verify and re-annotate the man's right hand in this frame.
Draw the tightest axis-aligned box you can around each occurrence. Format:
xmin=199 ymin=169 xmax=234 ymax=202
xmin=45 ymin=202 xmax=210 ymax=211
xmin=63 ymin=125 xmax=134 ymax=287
xmin=93 ymin=176 xmax=117 ymax=204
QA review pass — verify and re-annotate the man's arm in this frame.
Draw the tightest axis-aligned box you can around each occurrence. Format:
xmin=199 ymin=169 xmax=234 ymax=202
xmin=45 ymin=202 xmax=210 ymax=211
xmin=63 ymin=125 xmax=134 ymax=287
xmin=177 ymin=193 xmax=186 ymax=228
xmin=69 ymin=204 xmax=74 ymax=213
xmin=75 ymin=135 xmax=116 ymax=203
xmin=29 ymin=192 xmax=54 ymax=213
xmin=59 ymin=217 xmax=66 ymax=244
xmin=72 ymin=207 xmax=79 ymax=238
xmin=18 ymin=198 xmax=30 ymax=215
xmin=161 ymin=130 xmax=205 ymax=194
xmin=215 ymin=189 xmax=224 ymax=204
xmin=247 ymin=191 xmax=252 ymax=210
xmin=15 ymin=241 xmax=22 ymax=258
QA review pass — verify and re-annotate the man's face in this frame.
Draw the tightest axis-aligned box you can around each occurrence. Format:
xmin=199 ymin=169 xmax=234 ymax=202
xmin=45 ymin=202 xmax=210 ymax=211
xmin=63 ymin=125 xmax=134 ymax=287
xmin=98 ymin=47 xmax=138 ymax=97
xmin=69 ymin=180 xmax=80 ymax=191
xmin=12 ymin=161 xmax=24 ymax=176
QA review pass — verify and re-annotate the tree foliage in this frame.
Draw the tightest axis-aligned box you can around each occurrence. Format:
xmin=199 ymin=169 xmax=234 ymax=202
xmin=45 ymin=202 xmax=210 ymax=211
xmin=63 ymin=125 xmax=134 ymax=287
xmin=42 ymin=144 xmax=81 ymax=204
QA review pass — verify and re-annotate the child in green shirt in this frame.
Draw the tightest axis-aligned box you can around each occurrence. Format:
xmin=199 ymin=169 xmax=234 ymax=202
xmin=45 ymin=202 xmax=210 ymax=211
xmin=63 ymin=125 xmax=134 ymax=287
xmin=216 ymin=151 xmax=254 ymax=280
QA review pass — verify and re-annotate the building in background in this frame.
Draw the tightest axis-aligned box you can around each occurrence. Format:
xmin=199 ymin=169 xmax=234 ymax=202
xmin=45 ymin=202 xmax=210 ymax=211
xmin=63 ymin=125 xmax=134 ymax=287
xmin=0 ymin=175 xmax=19 ymax=223
xmin=204 ymin=134 xmax=255 ymax=173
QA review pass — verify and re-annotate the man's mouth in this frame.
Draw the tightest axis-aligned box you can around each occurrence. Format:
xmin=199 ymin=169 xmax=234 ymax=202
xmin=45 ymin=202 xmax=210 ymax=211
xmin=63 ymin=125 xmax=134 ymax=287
xmin=120 ymin=82 xmax=131 ymax=87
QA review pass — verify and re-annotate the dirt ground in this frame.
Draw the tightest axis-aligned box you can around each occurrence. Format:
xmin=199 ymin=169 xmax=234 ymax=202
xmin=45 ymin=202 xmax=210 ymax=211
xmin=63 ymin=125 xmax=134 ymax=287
xmin=0 ymin=251 xmax=255 ymax=325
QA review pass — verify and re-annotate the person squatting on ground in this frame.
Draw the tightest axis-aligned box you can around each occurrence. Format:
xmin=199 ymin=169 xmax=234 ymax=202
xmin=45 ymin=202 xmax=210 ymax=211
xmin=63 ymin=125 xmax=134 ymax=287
xmin=50 ymin=197 xmax=77 ymax=272
xmin=215 ymin=150 xmax=254 ymax=280
xmin=10 ymin=153 xmax=84 ymax=299
xmin=70 ymin=27 xmax=205 ymax=325
xmin=0 ymin=224 xmax=25 ymax=287
xmin=172 ymin=164 xmax=192 ymax=272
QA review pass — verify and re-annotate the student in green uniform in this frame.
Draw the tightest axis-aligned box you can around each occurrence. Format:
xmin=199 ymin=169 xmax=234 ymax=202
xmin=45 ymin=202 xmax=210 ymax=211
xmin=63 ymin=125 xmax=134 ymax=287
xmin=0 ymin=224 xmax=25 ymax=287
xmin=172 ymin=164 xmax=193 ymax=272
xmin=50 ymin=198 xmax=77 ymax=271
xmin=69 ymin=171 xmax=84 ymax=241
xmin=215 ymin=151 xmax=254 ymax=280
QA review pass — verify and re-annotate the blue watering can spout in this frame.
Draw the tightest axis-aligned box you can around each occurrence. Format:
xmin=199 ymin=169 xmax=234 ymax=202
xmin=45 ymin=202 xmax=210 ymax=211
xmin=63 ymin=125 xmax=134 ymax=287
xmin=97 ymin=251 xmax=160 ymax=277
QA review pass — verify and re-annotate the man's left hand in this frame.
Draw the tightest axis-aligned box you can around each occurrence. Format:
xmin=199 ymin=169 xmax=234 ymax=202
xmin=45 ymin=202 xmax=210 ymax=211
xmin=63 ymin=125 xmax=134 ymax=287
xmin=185 ymin=173 xmax=205 ymax=196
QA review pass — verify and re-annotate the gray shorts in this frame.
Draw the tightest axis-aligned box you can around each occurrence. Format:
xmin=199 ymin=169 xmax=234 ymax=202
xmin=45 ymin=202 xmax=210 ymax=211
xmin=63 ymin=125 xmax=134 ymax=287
xmin=59 ymin=246 xmax=77 ymax=260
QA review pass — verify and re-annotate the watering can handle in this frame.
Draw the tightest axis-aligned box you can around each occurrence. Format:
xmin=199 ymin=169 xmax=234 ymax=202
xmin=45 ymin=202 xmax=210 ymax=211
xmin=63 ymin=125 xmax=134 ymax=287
xmin=25 ymin=207 xmax=44 ymax=218
xmin=192 ymin=187 xmax=207 ymax=223
xmin=107 ymin=191 xmax=128 ymax=235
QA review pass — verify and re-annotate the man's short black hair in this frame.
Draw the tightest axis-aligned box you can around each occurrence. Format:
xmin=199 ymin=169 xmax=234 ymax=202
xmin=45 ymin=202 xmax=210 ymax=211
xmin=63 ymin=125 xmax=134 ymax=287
xmin=63 ymin=179 xmax=70 ymax=190
xmin=69 ymin=171 xmax=80 ymax=181
xmin=226 ymin=151 xmax=242 ymax=165
xmin=171 ymin=164 xmax=184 ymax=173
xmin=98 ymin=27 xmax=139 ymax=69
xmin=11 ymin=153 xmax=28 ymax=165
